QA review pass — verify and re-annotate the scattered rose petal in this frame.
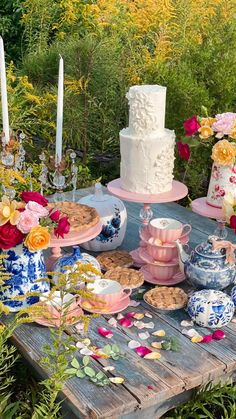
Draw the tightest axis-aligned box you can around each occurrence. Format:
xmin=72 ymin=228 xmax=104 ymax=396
xmin=128 ymin=340 xmax=141 ymax=349
xmin=212 ymin=330 xmax=225 ymax=340
xmin=91 ymin=354 xmax=102 ymax=359
xmin=180 ymin=320 xmax=194 ymax=327
xmin=83 ymin=338 xmax=91 ymax=346
xmin=134 ymin=320 xmax=146 ymax=329
xmin=135 ymin=346 xmax=152 ymax=357
xmin=129 ymin=300 xmax=140 ymax=307
xmin=152 ymin=330 xmax=166 ymax=337
xmin=144 ymin=351 xmax=161 ymax=360
xmin=191 ymin=335 xmax=203 ymax=343
xmin=145 ymin=322 xmax=155 ymax=329
xmin=151 ymin=342 xmax=162 ymax=349
xmin=108 ymin=317 xmax=118 ymax=327
xmin=125 ymin=311 xmax=136 ymax=318
xmin=76 ymin=341 xmax=86 ymax=349
xmin=117 ymin=313 xmax=124 ymax=320
xmin=145 ymin=312 xmax=153 ymax=318
xmin=201 ymin=334 xmax=213 ymax=343
xmin=97 ymin=327 xmax=113 ymax=339
xmin=75 ymin=323 xmax=84 ymax=332
xmin=133 ymin=313 xmax=144 ymax=320
xmin=103 ymin=366 xmax=115 ymax=372
xmin=118 ymin=318 xmax=133 ymax=328
xmin=109 ymin=377 xmax=124 ymax=384
xmin=147 ymin=385 xmax=155 ymax=390
xmin=139 ymin=331 xmax=150 ymax=340
xmin=182 ymin=328 xmax=200 ymax=338
xmin=80 ymin=347 xmax=93 ymax=355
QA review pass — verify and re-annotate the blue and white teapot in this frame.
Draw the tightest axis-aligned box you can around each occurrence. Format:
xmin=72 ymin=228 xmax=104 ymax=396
xmin=176 ymin=235 xmax=236 ymax=290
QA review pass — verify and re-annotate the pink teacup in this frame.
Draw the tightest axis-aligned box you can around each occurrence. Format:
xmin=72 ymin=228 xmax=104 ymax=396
xmin=149 ymin=218 xmax=191 ymax=243
xmin=87 ymin=279 xmax=131 ymax=309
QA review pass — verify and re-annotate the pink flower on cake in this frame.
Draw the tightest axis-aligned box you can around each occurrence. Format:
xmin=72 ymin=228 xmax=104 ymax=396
xmin=17 ymin=210 xmax=39 ymax=234
xmin=21 ymin=191 xmax=48 ymax=207
xmin=183 ymin=116 xmax=200 ymax=136
xmin=26 ymin=201 xmax=49 ymax=217
xmin=177 ymin=141 xmax=190 ymax=161
xmin=54 ymin=216 xmax=70 ymax=238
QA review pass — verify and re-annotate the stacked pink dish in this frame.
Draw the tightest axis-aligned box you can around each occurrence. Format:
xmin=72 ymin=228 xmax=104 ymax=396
xmin=138 ymin=218 xmax=191 ymax=286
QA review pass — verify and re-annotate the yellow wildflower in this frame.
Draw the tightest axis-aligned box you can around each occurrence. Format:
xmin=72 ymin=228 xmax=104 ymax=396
xmin=198 ymin=125 xmax=214 ymax=139
xmin=0 ymin=196 xmax=20 ymax=226
xmin=211 ymin=140 xmax=236 ymax=166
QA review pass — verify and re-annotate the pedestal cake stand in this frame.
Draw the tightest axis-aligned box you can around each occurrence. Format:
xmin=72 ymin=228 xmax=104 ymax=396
xmin=107 ymin=178 xmax=188 ymax=265
xmin=191 ymin=197 xmax=227 ymax=239
xmin=46 ymin=222 xmax=102 ymax=270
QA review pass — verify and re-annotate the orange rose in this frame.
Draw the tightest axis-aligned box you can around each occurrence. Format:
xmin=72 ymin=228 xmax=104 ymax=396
xmin=24 ymin=226 xmax=51 ymax=252
xmin=211 ymin=139 xmax=236 ymax=166
xmin=200 ymin=117 xmax=216 ymax=127
xmin=198 ymin=125 xmax=213 ymax=139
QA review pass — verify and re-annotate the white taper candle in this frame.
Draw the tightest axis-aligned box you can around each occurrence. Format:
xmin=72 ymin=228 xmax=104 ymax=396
xmin=0 ymin=37 xmax=10 ymax=144
xmin=55 ymin=55 xmax=64 ymax=164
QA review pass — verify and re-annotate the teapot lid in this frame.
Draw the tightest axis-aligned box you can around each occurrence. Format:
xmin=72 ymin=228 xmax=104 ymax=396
xmin=195 ymin=236 xmax=226 ymax=258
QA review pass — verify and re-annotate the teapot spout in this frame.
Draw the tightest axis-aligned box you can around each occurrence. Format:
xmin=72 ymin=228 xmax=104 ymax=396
xmin=175 ymin=239 xmax=190 ymax=275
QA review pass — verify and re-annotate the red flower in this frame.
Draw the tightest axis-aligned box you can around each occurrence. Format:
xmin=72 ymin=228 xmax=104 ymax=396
xmin=183 ymin=115 xmax=200 ymax=136
xmin=21 ymin=191 xmax=48 ymax=207
xmin=177 ymin=141 xmax=191 ymax=161
xmin=0 ymin=222 xmax=25 ymax=250
xmin=230 ymin=215 xmax=236 ymax=232
xmin=49 ymin=209 xmax=61 ymax=222
xmin=54 ymin=216 xmax=70 ymax=238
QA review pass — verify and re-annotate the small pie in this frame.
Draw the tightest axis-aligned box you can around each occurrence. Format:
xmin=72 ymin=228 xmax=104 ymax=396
xmin=47 ymin=201 xmax=100 ymax=232
xmin=96 ymin=251 xmax=133 ymax=271
xmin=104 ymin=267 xmax=144 ymax=289
xmin=144 ymin=286 xmax=188 ymax=310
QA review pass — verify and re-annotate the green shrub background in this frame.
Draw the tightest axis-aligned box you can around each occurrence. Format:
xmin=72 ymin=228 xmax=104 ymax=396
xmin=1 ymin=0 xmax=236 ymax=196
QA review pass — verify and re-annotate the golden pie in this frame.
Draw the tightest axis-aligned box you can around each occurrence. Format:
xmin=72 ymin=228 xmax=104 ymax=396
xmin=48 ymin=201 xmax=100 ymax=232
xmin=104 ymin=267 xmax=144 ymax=289
xmin=96 ymin=251 xmax=133 ymax=271
xmin=144 ymin=286 xmax=188 ymax=310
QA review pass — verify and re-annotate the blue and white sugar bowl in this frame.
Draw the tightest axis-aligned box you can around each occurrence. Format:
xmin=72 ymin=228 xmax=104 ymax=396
xmin=187 ymin=289 xmax=234 ymax=328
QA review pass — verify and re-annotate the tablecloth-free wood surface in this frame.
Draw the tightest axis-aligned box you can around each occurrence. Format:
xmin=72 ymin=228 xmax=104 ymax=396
xmin=3 ymin=187 xmax=236 ymax=419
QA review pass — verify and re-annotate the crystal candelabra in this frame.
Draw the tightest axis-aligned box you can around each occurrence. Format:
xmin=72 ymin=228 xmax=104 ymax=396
xmin=39 ymin=150 xmax=78 ymax=202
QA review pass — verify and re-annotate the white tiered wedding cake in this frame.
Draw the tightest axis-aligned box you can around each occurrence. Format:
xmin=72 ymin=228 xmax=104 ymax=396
xmin=120 ymin=85 xmax=175 ymax=195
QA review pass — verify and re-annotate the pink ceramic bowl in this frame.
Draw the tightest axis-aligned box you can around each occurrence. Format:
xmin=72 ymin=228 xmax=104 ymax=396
xmin=149 ymin=218 xmax=191 ymax=243
xmin=146 ymin=242 xmax=178 ymax=262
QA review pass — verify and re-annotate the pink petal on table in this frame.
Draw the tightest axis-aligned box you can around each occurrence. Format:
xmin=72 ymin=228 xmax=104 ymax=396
xmin=117 ymin=313 xmax=124 ymax=320
xmin=139 ymin=331 xmax=150 ymax=340
xmin=91 ymin=354 xmax=102 ymax=359
xmin=129 ymin=300 xmax=140 ymax=307
xmin=134 ymin=320 xmax=145 ymax=329
xmin=118 ymin=318 xmax=133 ymax=328
xmin=108 ymin=317 xmax=118 ymax=327
xmin=128 ymin=340 xmax=141 ymax=349
xmin=75 ymin=323 xmax=85 ymax=332
xmin=147 ymin=385 xmax=155 ymax=390
xmin=125 ymin=312 xmax=136 ymax=318
xmin=212 ymin=330 xmax=225 ymax=340
xmin=145 ymin=322 xmax=155 ymax=329
xmin=76 ymin=341 xmax=86 ymax=349
xmin=80 ymin=347 xmax=93 ymax=355
xmin=180 ymin=320 xmax=194 ymax=327
xmin=97 ymin=327 xmax=113 ymax=338
xmin=201 ymin=334 xmax=213 ymax=343
xmin=135 ymin=346 xmax=152 ymax=357
xmin=145 ymin=312 xmax=153 ymax=319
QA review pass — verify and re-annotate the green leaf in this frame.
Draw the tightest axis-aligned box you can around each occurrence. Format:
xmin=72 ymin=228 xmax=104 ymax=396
xmin=111 ymin=354 xmax=119 ymax=360
xmin=65 ymin=368 xmax=78 ymax=375
xmin=96 ymin=371 xmax=106 ymax=380
xmin=71 ymin=357 xmax=80 ymax=369
xmin=90 ymin=377 xmax=98 ymax=383
xmin=84 ymin=366 xmax=96 ymax=377
xmin=112 ymin=344 xmax=120 ymax=353
xmin=161 ymin=342 xmax=172 ymax=351
xmin=76 ymin=370 xmax=86 ymax=378
xmin=82 ymin=355 xmax=90 ymax=366
xmin=102 ymin=344 xmax=112 ymax=355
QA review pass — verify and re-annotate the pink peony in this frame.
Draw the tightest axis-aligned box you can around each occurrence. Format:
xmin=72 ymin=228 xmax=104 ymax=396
xmin=21 ymin=191 xmax=48 ymax=207
xmin=26 ymin=201 xmax=49 ymax=217
xmin=177 ymin=141 xmax=191 ymax=161
xmin=49 ymin=209 xmax=61 ymax=222
xmin=17 ymin=210 xmax=39 ymax=234
xmin=54 ymin=216 xmax=70 ymax=238
xmin=212 ymin=112 xmax=236 ymax=137
xmin=183 ymin=116 xmax=200 ymax=136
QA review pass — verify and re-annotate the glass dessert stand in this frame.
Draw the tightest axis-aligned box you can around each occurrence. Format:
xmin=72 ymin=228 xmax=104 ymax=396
xmin=107 ymin=178 xmax=188 ymax=265
xmin=46 ymin=222 xmax=102 ymax=271
xmin=191 ymin=197 xmax=227 ymax=239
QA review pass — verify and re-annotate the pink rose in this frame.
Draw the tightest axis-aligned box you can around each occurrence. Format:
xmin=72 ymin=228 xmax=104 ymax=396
xmin=177 ymin=141 xmax=190 ymax=161
xmin=26 ymin=201 xmax=49 ymax=217
xmin=49 ymin=209 xmax=61 ymax=222
xmin=230 ymin=215 xmax=236 ymax=232
xmin=17 ymin=210 xmax=39 ymax=234
xmin=0 ymin=222 xmax=25 ymax=249
xmin=230 ymin=176 xmax=236 ymax=184
xmin=183 ymin=116 xmax=200 ymax=136
xmin=54 ymin=216 xmax=70 ymax=238
xmin=21 ymin=191 xmax=48 ymax=207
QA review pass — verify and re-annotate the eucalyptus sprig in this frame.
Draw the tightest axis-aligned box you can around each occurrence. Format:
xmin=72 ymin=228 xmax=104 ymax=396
xmin=67 ymin=356 xmax=110 ymax=386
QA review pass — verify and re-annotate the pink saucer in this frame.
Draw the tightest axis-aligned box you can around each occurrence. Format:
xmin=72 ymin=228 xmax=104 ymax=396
xmin=130 ymin=249 xmax=146 ymax=267
xmin=140 ymin=265 xmax=185 ymax=286
xmin=80 ymin=296 xmax=131 ymax=315
xmin=138 ymin=248 xmax=178 ymax=266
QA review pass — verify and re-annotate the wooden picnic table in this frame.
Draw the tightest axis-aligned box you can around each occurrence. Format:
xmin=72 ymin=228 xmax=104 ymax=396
xmin=3 ymin=187 xmax=236 ymax=419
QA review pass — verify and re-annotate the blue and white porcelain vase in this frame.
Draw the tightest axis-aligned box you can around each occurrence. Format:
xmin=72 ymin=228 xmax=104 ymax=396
xmin=0 ymin=244 xmax=50 ymax=312
xmin=79 ymin=183 xmax=127 ymax=252
xmin=187 ymin=289 xmax=234 ymax=328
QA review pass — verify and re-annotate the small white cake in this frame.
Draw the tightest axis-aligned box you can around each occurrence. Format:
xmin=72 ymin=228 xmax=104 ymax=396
xmin=120 ymin=85 xmax=175 ymax=194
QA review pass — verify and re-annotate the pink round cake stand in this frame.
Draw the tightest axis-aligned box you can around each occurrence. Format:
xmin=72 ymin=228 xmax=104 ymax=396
xmin=46 ymin=222 xmax=102 ymax=271
xmin=191 ymin=197 xmax=223 ymax=219
xmin=107 ymin=178 xmax=188 ymax=265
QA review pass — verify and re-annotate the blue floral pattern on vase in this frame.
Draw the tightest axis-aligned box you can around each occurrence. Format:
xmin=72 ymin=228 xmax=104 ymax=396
xmin=230 ymin=286 xmax=236 ymax=306
xmin=97 ymin=206 xmax=121 ymax=243
xmin=187 ymin=289 xmax=234 ymax=328
xmin=0 ymin=244 xmax=49 ymax=312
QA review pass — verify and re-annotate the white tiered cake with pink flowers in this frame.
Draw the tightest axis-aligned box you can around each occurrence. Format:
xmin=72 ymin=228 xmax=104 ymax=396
xmin=120 ymin=85 xmax=175 ymax=195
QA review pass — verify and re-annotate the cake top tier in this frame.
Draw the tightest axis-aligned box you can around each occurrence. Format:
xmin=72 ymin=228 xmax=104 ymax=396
xmin=126 ymin=84 xmax=166 ymax=136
